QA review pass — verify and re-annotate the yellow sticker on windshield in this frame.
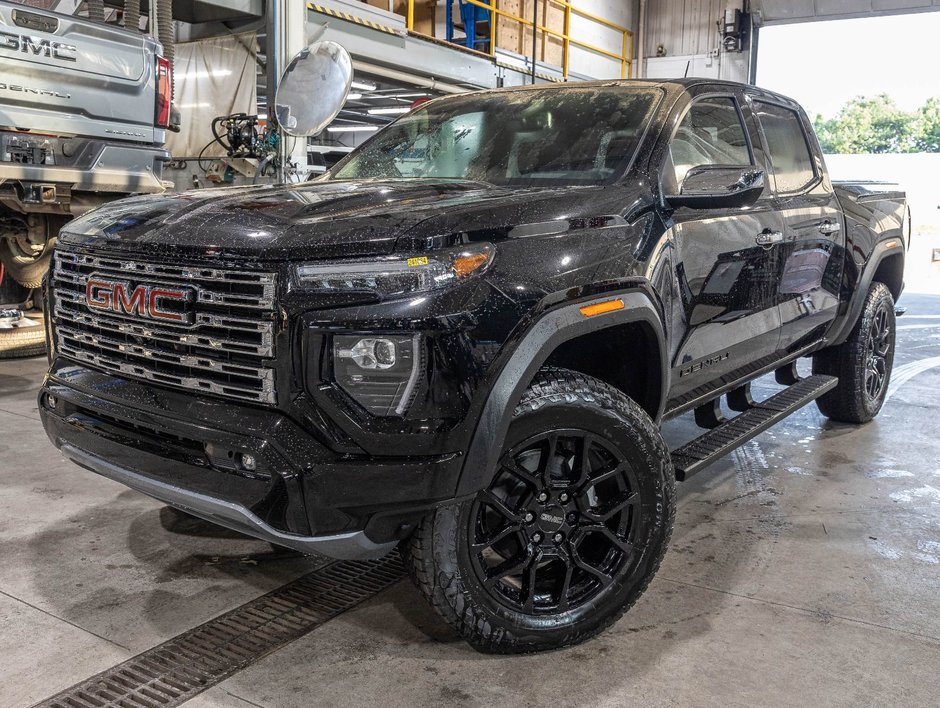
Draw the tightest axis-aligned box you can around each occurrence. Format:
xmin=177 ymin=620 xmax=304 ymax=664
xmin=407 ymin=256 xmax=429 ymax=267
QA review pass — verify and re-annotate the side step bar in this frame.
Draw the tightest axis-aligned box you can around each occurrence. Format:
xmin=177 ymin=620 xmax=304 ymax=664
xmin=671 ymin=374 xmax=838 ymax=481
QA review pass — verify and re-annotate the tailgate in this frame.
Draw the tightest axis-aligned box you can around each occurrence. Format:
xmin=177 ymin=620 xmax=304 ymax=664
xmin=0 ymin=2 xmax=161 ymax=144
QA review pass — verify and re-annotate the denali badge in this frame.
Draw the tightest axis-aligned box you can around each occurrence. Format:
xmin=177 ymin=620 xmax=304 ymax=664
xmin=0 ymin=31 xmax=77 ymax=62
xmin=85 ymin=278 xmax=194 ymax=324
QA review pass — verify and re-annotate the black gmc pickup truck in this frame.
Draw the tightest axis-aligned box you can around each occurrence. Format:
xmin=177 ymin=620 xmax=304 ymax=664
xmin=39 ymin=79 xmax=908 ymax=653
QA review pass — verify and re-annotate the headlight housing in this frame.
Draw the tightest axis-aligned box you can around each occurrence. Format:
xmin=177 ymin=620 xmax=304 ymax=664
xmin=293 ymin=243 xmax=493 ymax=299
xmin=333 ymin=334 xmax=422 ymax=416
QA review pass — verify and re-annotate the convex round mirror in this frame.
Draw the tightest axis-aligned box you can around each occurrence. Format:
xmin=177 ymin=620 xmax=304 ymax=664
xmin=274 ymin=41 xmax=352 ymax=137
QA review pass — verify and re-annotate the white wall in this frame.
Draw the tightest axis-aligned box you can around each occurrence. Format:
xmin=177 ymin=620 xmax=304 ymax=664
xmin=643 ymin=0 xmax=751 ymax=82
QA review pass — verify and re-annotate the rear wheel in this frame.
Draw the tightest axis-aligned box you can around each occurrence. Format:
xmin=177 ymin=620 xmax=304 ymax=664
xmin=813 ymin=282 xmax=896 ymax=423
xmin=0 ymin=235 xmax=54 ymax=290
xmin=406 ymin=368 xmax=674 ymax=653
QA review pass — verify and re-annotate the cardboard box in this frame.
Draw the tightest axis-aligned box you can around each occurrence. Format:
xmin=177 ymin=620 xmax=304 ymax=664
xmin=365 ymin=0 xmax=437 ymax=36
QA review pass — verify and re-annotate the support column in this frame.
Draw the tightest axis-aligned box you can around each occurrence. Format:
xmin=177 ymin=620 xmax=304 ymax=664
xmin=267 ymin=0 xmax=309 ymax=181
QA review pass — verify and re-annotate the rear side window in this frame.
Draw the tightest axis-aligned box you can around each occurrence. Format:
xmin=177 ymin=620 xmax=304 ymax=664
xmin=668 ymin=97 xmax=751 ymax=189
xmin=754 ymin=102 xmax=817 ymax=194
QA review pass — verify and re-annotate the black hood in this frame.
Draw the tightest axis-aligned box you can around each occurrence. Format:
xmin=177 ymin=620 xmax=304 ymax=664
xmin=59 ymin=179 xmax=647 ymax=261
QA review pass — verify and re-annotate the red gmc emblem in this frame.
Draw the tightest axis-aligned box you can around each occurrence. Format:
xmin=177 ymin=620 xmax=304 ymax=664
xmin=85 ymin=277 xmax=194 ymax=324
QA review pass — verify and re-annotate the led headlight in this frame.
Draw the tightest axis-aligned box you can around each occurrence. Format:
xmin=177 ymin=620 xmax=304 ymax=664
xmin=293 ymin=243 xmax=493 ymax=299
xmin=333 ymin=334 xmax=422 ymax=416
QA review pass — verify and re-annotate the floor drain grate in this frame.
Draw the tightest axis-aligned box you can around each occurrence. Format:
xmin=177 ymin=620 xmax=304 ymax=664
xmin=34 ymin=552 xmax=405 ymax=708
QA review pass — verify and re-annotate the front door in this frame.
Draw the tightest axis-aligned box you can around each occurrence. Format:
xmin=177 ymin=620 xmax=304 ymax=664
xmin=662 ymin=91 xmax=784 ymax=402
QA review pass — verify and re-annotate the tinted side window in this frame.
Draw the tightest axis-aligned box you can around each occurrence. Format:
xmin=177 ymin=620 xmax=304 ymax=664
xmin=668 ymin=97 xmax=751 ymax=188
xmin=754 ymin=102 xmax=816 ymax=194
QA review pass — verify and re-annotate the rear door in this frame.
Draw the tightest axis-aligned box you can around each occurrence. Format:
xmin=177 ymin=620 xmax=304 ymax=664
xmin=749 ymin=98 xmax=844 ymax=354
xmin=661 ymin=87 xmax=785 ymax=401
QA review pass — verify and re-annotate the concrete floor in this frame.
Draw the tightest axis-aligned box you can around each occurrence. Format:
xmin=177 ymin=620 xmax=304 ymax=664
xmin=2 ymin=294 xmax=939 ymax=708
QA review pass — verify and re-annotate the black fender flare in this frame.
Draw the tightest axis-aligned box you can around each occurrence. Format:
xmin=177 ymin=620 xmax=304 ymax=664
xmin=826 ymin=239 xmax=905 ymax=347
xmin=455 ymin=289 xmax=667 ymax=497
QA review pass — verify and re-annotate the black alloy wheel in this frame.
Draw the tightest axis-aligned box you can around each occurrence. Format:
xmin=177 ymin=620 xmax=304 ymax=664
xmin=468 ymin=430 xmax=641 ymax=615
xmin=864 ymin=299 xmax=892 ymax=403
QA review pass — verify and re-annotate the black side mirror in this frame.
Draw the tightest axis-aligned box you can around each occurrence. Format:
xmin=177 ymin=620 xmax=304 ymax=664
xmin=666 ymin=166 xmax=765 ymax=210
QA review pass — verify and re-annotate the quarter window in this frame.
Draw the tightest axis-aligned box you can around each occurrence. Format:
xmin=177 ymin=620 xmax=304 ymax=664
xmin=668 ymin=97 xmax=751 ymax=189
xmin=754 ymin=102 xmax=816 ymax=194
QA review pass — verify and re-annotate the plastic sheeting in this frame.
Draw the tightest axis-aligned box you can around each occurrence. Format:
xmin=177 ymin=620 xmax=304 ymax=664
xmin=165 ymin=32 xmax=259 ymax=158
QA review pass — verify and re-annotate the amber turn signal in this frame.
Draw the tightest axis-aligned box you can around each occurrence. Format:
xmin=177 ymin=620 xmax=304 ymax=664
xmin=579 ymin=299 xmax=625 ymax=317
xmin=453 ymin=252 xmax=491 ymax=278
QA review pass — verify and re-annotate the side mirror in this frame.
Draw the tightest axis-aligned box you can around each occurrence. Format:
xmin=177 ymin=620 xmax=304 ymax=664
xmin=274 ymin=41 xmax=353 ymax=137
xmin=666 ymin=166 xmax=765 ymax=210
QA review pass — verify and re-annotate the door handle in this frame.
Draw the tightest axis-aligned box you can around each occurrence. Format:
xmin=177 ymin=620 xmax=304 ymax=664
xmin=755 ymin=229 xmax=784 ymax=247
xmin=818 ymin=220 xmax=842 ymax=235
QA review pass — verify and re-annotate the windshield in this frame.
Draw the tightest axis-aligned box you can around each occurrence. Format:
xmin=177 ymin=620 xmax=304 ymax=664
xmin=330 ymin=87 xmax=660 ymax=186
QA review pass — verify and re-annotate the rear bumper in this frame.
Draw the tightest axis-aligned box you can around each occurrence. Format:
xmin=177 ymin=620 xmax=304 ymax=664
xmin=39 ymin=360 xmax=464 ymax=558
xmin=0 ymin=143 xmax=169 ymax=194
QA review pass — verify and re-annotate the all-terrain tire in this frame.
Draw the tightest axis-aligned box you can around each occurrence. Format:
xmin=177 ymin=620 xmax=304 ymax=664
xmin=0 ymin=237 xmax=53 ymax=290
xmin=405 ymin=368 xmax=675 ymax=653
xmin=0 ymin=319 xmax=47 ymax=359
xmin=813 ymin=282 xmax=896 ymax=423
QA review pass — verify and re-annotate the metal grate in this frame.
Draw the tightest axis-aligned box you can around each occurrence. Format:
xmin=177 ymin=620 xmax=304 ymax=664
xmin=52 ymin=250 xmax=278 ymax=405
xmin=34 ymin=553 xmax=405 ymax=708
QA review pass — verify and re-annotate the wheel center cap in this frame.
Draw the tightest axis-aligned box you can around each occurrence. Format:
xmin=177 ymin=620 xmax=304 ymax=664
xmin=536 ymin=505 xmax=566 ymax=534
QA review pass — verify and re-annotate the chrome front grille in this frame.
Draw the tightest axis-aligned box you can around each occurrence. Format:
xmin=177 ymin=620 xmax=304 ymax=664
xmin=52 ymin=250 xmax=278 ymax=405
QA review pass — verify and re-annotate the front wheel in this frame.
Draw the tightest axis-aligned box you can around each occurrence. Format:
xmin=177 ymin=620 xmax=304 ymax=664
xmin=406 ymin=368 xmax=675 ymax=653
xmin=813 ymin=282 xmax=896 ymax=423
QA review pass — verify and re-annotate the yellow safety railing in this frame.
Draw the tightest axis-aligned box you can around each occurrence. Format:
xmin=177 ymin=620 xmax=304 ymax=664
xmin=406 ymin=0 xmax=633 ymax=80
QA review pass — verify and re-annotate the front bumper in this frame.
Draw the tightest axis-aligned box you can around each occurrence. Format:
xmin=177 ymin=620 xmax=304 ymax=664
xmin=39 ymin=361 xmax=463 ymax=559
xmin=58 ymin=444 xmax=392 ymax=559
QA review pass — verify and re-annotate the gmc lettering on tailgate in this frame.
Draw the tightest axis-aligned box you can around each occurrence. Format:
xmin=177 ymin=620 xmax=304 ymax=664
xmin=0 ymin=31 xmax=77 ymax=62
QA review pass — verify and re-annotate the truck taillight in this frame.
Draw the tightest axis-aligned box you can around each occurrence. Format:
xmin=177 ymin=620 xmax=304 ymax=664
xmin=155 ymin=56 xmax=172 ymax=129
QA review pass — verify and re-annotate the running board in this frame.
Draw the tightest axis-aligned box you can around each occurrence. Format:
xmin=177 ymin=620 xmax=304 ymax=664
xmin=671 ymin=374 xmax=838 ymax=481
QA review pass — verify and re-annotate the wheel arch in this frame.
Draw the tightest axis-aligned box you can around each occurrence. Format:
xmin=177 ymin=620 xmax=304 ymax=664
xmin=456 ymin=290 xmax=668 ymax=497
xmin=828 ymin=239 xmax=905 ymax=347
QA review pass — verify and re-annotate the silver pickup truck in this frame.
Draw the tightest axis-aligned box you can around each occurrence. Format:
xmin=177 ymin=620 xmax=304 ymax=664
xmin=0 ymin=0 xmax=172 ymax=300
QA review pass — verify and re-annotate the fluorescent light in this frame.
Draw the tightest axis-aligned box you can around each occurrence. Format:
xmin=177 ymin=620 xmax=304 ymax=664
xmin=367 ymin=107 xmax=410 ymax=115
xmin=397 ymin=92 xmax=429 ymax=98
xmin=351 ymin=80 xmax=377 ymax=91
xmin=178 ymin=102 xmax=211 ymax=109
xmin=346 ymin=93 xmax=362 ymax=100
xmin=179 ymin=68 xmax=233 ymax=79
xmin=327 ymin=125 xmax=379 ymax=133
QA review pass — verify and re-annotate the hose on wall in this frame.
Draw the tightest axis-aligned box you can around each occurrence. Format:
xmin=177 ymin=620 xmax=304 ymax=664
xmin=86 ymin=0 xmax=104 ymax=22
xmin=124 ymin=0 xmax=141 ymax=31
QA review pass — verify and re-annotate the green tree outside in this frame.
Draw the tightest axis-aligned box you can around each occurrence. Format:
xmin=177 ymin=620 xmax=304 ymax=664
xmin=811 ymin=94 xmax=940 ymax=154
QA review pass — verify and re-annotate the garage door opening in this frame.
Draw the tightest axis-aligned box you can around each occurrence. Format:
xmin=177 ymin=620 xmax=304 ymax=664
xmin=756 ymin=12 xmax=940 ymax=294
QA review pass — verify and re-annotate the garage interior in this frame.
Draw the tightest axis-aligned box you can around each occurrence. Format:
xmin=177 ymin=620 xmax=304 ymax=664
xmin=1 ymin=0 xmax=939 ymax=706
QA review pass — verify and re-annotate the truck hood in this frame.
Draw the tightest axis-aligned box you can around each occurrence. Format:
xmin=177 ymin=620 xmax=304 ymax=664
xmin=58 ymin=179 xmax=645 ymax=261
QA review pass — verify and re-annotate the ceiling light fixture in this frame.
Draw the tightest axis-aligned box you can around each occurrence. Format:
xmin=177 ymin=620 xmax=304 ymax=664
xmin=367 ymin=107 xmax=410 ymax=115
xmin=327 ymin=125 xmax=379 ymax=133
xmin=351 ymin=80 xmax=377 ymax=91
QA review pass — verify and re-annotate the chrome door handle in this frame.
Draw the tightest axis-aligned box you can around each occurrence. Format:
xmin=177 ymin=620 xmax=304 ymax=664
xmin=755 ymin=229 xmax=784 ymax=246
xmin=818 ymin=220 xmax=842 ymax=235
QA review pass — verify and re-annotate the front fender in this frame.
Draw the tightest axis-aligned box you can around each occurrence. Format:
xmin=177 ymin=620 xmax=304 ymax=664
xmin=455 ymin=288 xmax=667 ymax=497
